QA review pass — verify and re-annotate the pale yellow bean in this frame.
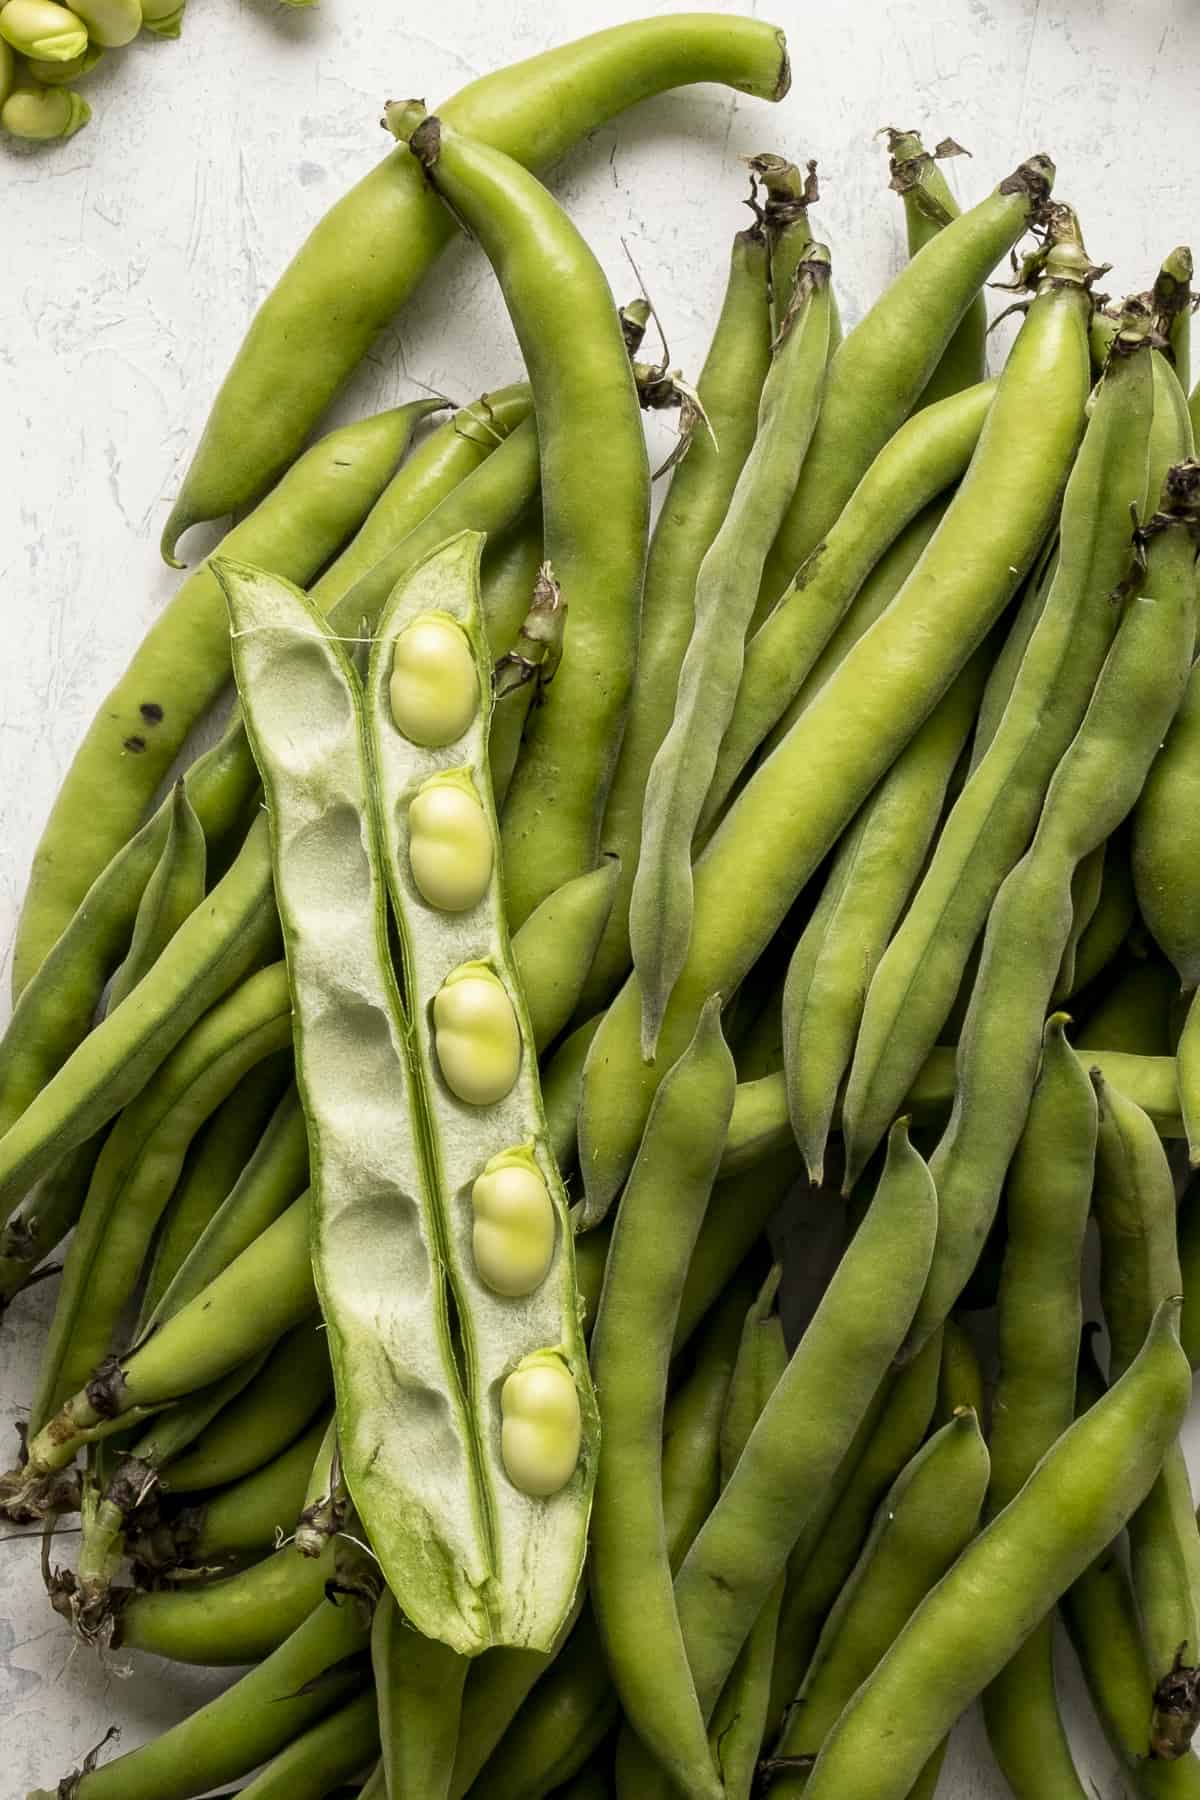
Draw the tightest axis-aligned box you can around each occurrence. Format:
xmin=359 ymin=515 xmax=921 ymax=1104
xmin=472 ymin=1146 xmax=556 ymax=1297
xmin=408 ymin=770 xmax=493 ymax=912
xmin=433 ymin=962 xmax=521 ymax=1105
xmin=390 ymin=614 xmax=479 ymax=747
xmin=501 ymin=1350 xmax=583 ymax=1496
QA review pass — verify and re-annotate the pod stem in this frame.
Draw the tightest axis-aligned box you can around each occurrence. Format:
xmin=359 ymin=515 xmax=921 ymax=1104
xmin=1151 ymin=1651 xmax=1200 ymax=1759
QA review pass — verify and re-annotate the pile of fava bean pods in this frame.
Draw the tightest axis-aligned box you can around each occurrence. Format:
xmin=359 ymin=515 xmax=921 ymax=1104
xmin=10 ymin=13 xmax=1200 ymax=1800
xmin=0 ymin=0 xmax=315 ymax=144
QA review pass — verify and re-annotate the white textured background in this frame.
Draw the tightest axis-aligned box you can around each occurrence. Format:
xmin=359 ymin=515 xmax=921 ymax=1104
xmin=3 ymin=0 xmax=1200 ymax=1792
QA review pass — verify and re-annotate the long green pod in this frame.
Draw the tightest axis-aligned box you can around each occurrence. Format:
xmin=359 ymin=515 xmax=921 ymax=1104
xmin=162 ymin=14 xmax=790 ymax=558
xmin=663 ymin=1274 xmax=758 ymax=1560
xmin=1093 ymin=1075 xmax=1200 ymax=1753
xmin=590 ymin=997 xmax=736 ymax=1800
xmin=373 ymin=1588 xmax=467 ymax=1800
xmin=31 ymin=1565 xmax=377 ymax=1800
xmin=104 ymin=780 xmax=208 ymax=1013
xmin=1078 ymin=951 xmax=1178 ymax=1056
xmin=967 ymin=537 xmax=1059 ymax=772
xmin=1134 ymin=653 xmax=1200 ymax=990
xmin=480 ymin=504 xmax=546 ymax=664
xmin=148 ymin=1081 xmax=311 ymax=1324
xmin=758 ymin=154 xmax=1053 ymax=606
xmin=584 ymin=226 xmax=773 ymax=1012
xmin=842 ymin=311 xmax=1155 ymax=1184
xmin=31 ymin=960 xmax=295 ymax=1431
xmin=364 ymin=530 xmax=598 ymax=1648
xmin=911 ymin=459 xmax=1200 ymax=1350
xmin=1071 ymin=837 xmax=1139 ymax=998
xmin=396 ymin=114 xmax=650 ymax=929
xmin=981 ymin=1015 xmax=1096 ymax=1797
xmin=15 ymin=402 xmax=439 ymax=992
xmin=1056 ymin=839 xmax=1107 ymax=999
xmin=765 ymin=1413 xmax=990 ymax=1795
xmin=0 ymin=400 xmax=542 ymax=1164
xmin=578 ymin=215 xmax=1090 ymax=1226
xmin=138 ymin=1052 xmax=291 ymax=1326
xmin=782 ymin=644 xmax=988 ymax=1182
xmin=665 ymin=1123 xmax=936 ymax=1732
xmin=236 ymin=1690 xmax=380 ymax=1800
xmin=466 ymin=1609 xmax=619 ymax=1800
xmin=116 ymin=1531 xmax=340 ymax=1665
xmin=511 ymin=860 xmax=619 ymax=1054
xmin=674 ymin=1152 xmax=802 ymax=1356
xmin=1183 ymin=996 xmax=1200 ymax=1169
xmin=630 ymin=247 xmax=833 ymax=1052
xmin=704 ymin=378 xmax=994 ymax=833
xmin=766 ymin=1331 xmax=943 ymax=1739
xmin=802 ymin=1300 xmax=1192 ymax=1800
xmin=887 ymin=128 xmax=989 ymax=405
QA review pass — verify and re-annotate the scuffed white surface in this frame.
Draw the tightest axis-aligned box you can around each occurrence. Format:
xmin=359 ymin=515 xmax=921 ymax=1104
xmin=2 ymin=0 xmax=1200 ymax=1791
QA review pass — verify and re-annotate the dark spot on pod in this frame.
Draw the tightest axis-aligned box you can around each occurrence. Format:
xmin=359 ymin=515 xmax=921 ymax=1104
xmin=123 ymin=736 xmax=147 ymax=753
xmin=140 ymin=702 xmax=164 ymax=724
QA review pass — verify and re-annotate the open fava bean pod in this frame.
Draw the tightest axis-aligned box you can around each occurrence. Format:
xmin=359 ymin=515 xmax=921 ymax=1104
xmin=217 ymin=531 xmax=597 ymax=1657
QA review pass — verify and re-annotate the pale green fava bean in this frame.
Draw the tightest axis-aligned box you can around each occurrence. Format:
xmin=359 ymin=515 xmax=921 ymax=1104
xmin=105 ymin=780 xmax=207 ymax=1014
xmin=631 ymin=246 xmax=833 ymax=1053
xmin=981 ymin=1014 xmax=1096 ymax=1798
xmin=705 ymin=378 xmax=995 ymax=836
xmin=510 ymin=859 xmax=619 ymax=1055
xmin=766 ymin=1412 xmax=990 ymax=1796
xmin=802 ymin=1300 xmax=1192 ymax=1800
xmin=501 ymin=1349 xmax=583 ymax=1497
xmin=584 ymin=225 xmax=773 ymax=1015
xmin=758 ymin=154 xmax=1054 ymax=608
xmin=841 ymin=308 xmax=1154 ymax=1187
xmin=408 ymin=768 xmax=495 ymax=913
xmin=0 ymin=36 xmax=13 ymax=103
xmin=71 ymin=0 xmax=138 ymax=46
xmin=590 ymin=996 xmax=735 ymax=1800
xmin=390 ymin=613 xmax=480 ymax=746
xmin=578 ymin=209 xmax=1089 ymax=1228
xmin=434 ymin=962 xmax=523 ymax=1105
xmin=373 ymin=1588 xmax=466 ymax=1800
xmin=912 ymin=458 xmax=1200 ymax=1353
xmin=396 ymin=111 xmax=651 ymax=932
xmin=23 ymin=39 xmax=101 ymax=80
xmin=666 ymin=1121 xmax=936 ymax=1734
xmin=472 ymin=1146 xmax=556 ymax=1298
xmin=1 ymin=77 xmax=88 ymax=136
xmin=0 ymin=0 xmax=85 ymax=59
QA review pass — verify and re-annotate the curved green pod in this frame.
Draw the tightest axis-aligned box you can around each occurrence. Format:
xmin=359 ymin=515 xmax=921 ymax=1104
xmin=395 ymin=113 xmax=650 ymax=930
xmin=161 ymin=14 xmax=790 ymax=561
